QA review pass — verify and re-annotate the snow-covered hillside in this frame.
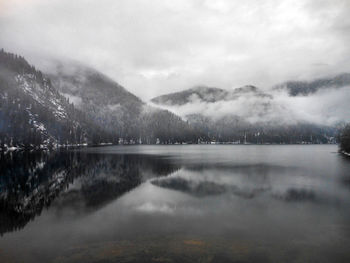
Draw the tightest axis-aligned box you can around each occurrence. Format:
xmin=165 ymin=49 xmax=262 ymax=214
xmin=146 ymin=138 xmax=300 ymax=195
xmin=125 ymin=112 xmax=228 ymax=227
xmin=0 ymin=49 xmax=112 ymax=149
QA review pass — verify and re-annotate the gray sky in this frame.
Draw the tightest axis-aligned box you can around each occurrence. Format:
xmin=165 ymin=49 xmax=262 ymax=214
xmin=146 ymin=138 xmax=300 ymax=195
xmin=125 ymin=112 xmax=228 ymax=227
xmin=1 ymin=0 xmax=350 ymax=99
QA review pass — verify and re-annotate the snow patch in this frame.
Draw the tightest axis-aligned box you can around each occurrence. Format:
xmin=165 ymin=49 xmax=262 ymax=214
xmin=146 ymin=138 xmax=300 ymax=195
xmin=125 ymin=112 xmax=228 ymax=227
xmin=342 ymin=151 xmax=350 ymax=156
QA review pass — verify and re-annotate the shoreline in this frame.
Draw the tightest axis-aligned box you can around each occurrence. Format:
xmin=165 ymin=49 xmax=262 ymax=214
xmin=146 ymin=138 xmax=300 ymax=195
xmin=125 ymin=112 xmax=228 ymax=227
xmin=341 ymin=150 xmax=350 ymax=157
xmin=0 ymin=142 xmax=114 ymax=153
xmin=0 ymin=143 xmax=339 ymax=154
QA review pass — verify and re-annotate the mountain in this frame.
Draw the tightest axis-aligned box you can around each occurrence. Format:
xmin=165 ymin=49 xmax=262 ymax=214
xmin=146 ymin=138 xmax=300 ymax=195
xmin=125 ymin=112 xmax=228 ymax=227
xmin=48 ymin=61 xmax=199 ymax=143
xmin=274 ymin=73 xmax=350 ymax=96
xmin=1 ymin=48 xmax=345 ymax=147
xmin=150 ymin=84 xmax=341 ymax=144
xmin=151 ymin=85 xmax=271 ymax=106
xmin=0 ymin=50 xmax=200 ymax=148
xmin=48 ymin=62 xmax=143 ymax=138
xmin=0 ymin=49 xmax=112 ymax=149
xmin=151 ymin=86 xmax=229 ymax=106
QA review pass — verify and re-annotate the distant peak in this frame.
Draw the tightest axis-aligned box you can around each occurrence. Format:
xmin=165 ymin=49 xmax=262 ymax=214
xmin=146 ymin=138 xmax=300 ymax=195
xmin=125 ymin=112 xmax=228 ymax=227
xmin=189 ymin=85 xmax=222 ymax=91
xmin=233 ymin=85 xmax=258 ymax=93
xmin=274 ymin=72 xmax=350 ymax=96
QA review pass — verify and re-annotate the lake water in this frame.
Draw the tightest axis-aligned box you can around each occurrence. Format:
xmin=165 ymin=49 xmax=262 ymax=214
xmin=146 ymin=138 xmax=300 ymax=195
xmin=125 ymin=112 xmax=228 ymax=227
xmin=1 ymin=145 xmax=350 ymax=263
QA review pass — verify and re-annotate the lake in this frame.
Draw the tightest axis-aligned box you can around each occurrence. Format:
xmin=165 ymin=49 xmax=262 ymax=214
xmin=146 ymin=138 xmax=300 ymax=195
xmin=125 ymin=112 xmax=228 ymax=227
xmin=1 ymin=145 xmax=350 ymax=263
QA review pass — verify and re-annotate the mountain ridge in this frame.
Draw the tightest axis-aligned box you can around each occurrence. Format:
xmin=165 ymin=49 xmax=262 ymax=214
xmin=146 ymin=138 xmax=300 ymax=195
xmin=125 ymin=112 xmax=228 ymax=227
xmin=47 ymin=60 xmax=199 ymax=143
xmin=149 ymin=75 xmax=349 ymax=143
xmin=274 ymin=73 xmax=350 ymax=96
xmin=1 ymin=48 xmax=346 ymax=148
xmin=151 ymin=73 xmax=350 ymax=106
xmin=151 ymin=85 xmax=272 ymax=106
xmin=0 ymin=49 xmax=200 ymax=149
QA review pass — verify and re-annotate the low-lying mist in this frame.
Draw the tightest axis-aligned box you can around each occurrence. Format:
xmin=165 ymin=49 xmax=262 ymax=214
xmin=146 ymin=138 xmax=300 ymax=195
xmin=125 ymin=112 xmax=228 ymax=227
xmin=151 ymin=86 xmax=350 ymax=126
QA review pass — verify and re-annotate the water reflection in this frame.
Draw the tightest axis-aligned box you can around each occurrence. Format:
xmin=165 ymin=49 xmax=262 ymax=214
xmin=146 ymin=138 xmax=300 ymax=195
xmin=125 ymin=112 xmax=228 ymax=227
xmin=1 ymin=145 xmax=350 ymax=263
xmin=150 ymin=164 xmax=339 ymax=204
xmin=0 ymin=151 xmax=180 ymax=235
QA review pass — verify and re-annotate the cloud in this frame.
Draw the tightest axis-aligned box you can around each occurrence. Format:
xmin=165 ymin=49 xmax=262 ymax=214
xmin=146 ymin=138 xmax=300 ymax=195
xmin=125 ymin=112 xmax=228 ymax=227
xmin=0 ymin=0 xmax=350 ymax=99
xmin=151 ymin=87 xmax=350 ymax=125
xmin=60 ymin=92 xmax=83 ymax=106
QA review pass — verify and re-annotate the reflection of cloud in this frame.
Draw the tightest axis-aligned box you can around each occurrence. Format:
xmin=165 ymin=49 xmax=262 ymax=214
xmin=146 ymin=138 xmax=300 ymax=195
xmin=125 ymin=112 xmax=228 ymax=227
xmin=149 ymin=165 xmax=346 ymax=205
xmin=135 ymin=202 xmax=175 ymax=214
xmin=151 ymin=175 xmax=269 ymax=199
xmin=152 ymin=175 xmax=327 ymax=204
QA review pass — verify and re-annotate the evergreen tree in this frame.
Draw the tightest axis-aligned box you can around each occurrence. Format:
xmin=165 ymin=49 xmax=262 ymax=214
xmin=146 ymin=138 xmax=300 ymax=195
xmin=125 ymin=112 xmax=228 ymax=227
xmin=340 ymin=124 xmax=350 ymax=153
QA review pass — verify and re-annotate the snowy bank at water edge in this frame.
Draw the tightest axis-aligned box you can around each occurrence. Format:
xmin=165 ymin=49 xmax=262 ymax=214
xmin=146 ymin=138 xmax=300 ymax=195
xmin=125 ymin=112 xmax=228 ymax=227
xmin=341 ymin=151 xmax=350 ymax=157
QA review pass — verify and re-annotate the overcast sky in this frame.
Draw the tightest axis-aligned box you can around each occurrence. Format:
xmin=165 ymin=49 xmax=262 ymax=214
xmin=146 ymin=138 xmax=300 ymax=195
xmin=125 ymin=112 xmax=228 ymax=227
xmin=1 ymin=0 xmax=350 ymax=99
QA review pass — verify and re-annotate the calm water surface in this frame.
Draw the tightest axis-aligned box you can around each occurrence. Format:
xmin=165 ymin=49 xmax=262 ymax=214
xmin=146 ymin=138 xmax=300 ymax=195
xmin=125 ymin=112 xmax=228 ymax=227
xmin=1 ymin=145 xmax=350 ymax=263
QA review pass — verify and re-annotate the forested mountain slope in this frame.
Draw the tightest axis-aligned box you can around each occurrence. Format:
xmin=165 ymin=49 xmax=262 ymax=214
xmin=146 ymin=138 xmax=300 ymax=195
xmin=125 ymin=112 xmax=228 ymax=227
xmin=151 ymin=83 xmax=345 ymax=144
xmin=0 ymin=50 xmax=199 ymax=149
xmin=0 ymin=49 xmax=112 ymax=149
xmin=48 ymin=62 xmax=199 ymax=143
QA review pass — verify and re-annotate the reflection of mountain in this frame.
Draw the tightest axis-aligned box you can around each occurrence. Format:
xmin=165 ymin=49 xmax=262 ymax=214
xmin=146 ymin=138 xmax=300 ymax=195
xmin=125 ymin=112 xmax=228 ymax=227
xmin=273 ymin=188 xmax=316 ymax=202
xmin=151 ymin=176 xmax=264 ymax=198
xmin=150 ymin=165 xmax=335 ymax=204
xmin=77 ymin=154 xmax=180 ymax=208
xmin=0 ymin=151 xmax=180 ymax=235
